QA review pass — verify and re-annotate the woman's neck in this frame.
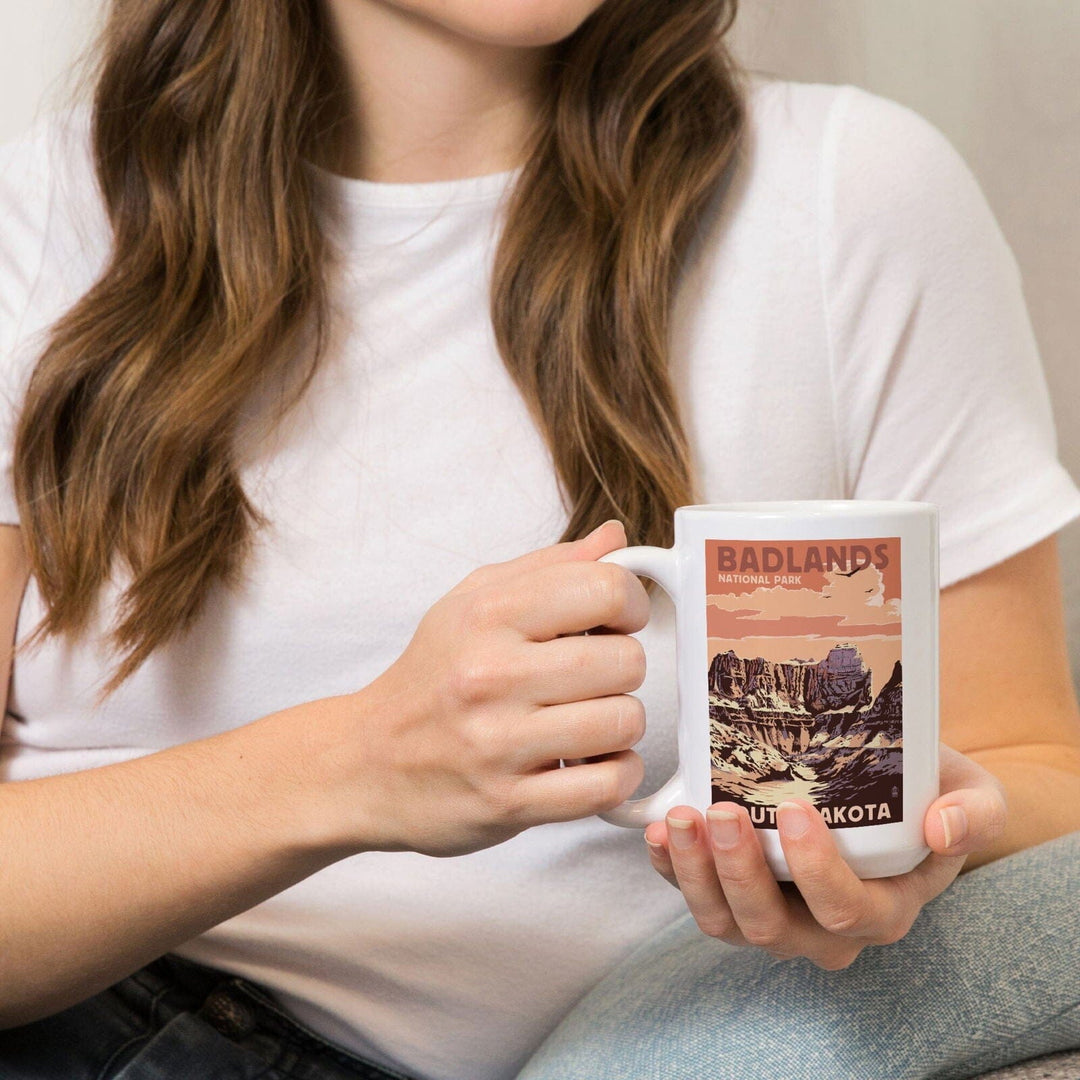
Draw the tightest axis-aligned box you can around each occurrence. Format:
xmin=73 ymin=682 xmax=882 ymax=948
xmin=319 ymin=0 xmax=553 ymax=183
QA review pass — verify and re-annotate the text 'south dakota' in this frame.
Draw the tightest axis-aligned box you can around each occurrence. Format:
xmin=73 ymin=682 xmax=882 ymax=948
xmin=751 ymin=802 xmax=894 ymax=826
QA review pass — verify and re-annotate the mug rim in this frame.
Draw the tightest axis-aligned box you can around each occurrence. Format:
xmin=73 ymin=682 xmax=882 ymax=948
xmin=676 ymin=500 xmax=935 ymax=516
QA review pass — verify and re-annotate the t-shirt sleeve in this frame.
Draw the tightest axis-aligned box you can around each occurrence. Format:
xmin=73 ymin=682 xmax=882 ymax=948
xmin=821 ymin=84 xmax=1080 ymax=589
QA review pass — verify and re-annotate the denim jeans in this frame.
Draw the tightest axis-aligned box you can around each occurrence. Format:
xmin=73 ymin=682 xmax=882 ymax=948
xmin=1 ymin=831 xmax=1077 ymax=1080
xmin=0 ymin=950 xmax=418 ymax=1080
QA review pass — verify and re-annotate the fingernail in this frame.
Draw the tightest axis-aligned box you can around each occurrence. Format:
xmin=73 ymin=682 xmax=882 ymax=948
xmin=667 ymin=816 xmax=697 ymax=849
xmin=645 ymin=837 xmax=666 ymax=855
xmin=706 ymin=808 xmax=740 ymax=849
xmin=588 ymin=519 xmax=623 ymax=537
xmin=939 ymin=805 xmax=968 ymax=848
xmin=777 ymin=802 xmax=811 ymax=839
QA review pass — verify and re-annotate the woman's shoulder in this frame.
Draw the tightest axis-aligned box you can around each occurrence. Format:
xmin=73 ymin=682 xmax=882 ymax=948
xmin=732 ymin=70 xmax=1013 ymax=294
xmin=0 ymin=105 xmax=109 ymax=361
xmin=739 ymin=69 xmax=978 ymax=211
xmin=742 ymin=69 xmax=954 ymax=158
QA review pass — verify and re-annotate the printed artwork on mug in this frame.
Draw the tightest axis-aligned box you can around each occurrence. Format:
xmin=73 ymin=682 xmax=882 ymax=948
xmin=705 ymin=538 xmax=903 ymax=829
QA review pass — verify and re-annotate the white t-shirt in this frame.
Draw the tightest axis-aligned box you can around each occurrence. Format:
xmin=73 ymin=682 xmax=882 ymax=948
xmin=2 ymin=71 xmax=1079 ymax=1080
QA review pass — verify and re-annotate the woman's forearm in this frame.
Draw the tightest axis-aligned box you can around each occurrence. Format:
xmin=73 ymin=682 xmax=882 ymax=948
xmin=961 ymin=741 xmax=1080 ymax=872
xmin=0 ymin=694 xmax=365 ymax=1029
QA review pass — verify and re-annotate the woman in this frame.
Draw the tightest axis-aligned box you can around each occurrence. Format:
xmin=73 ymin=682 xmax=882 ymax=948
xmin=0 ymin=1 xmax=1077 ymax=1078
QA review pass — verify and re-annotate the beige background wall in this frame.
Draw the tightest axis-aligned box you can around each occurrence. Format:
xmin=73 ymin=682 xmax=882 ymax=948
xmin=2 ymin=0 xmax=1079 ymax=685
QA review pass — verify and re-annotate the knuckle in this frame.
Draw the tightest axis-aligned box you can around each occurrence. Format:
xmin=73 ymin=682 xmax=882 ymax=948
xmin=789 ymin=858 xmax=837 ymax=895
xmin=819 ymin=904 xmax=870 ymax=938
xmin=593 ymin=751 xmax=642 ymax=810
xmin=461 ymin=713 xmax=509 ymax=769
xmin=765 ymin=948 xmax=798 ymax=961
xmin=449 ymin=656 xmax=502 ymax=705
xmin=814 ymin=947 xmax=862 ymax=971
xmin=624 ymin=749 xmax=646 ymax=795
xmin=615 ymin=695 xmax=647 ymax=747
xmin=616 ymin=636 xmax=647 ymax=689
xmin=696 ymin=914 xmax=737 ymax=940
xmin=741 ymin=921 xmax=787 ymax=949
xmin=669 ymin=861 xmax=711 ymax=888
xmin=589 ymin=563 xmax=629 ymax=621
xmin=873 ymin=914 xmax=914 ymax=946
xmin=459 ymin=565 xmax=492 ymax=591
xmin=715 ymin=860 xmax=759 ymax=889
xmin=591 ymin=768 xmax=623 ymax=812
xmin=480 ymin=776 xmax=522 ymax=825
xmin=462 ymin=588 xmax=511 ymax=633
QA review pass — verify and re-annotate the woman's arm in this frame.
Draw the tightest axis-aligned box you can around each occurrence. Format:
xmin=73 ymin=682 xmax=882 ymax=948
xmin=938 ymin=532 xmax=1080 ymax=871
xmin=0 ymin=525 xmax=369 ymax=1028
xmin=0 ymin=685 xmax=366 ymax=1030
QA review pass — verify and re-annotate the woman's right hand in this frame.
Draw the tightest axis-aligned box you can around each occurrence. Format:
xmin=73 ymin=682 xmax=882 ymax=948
xmin=322 ymin=519 xmax=652 ymax=858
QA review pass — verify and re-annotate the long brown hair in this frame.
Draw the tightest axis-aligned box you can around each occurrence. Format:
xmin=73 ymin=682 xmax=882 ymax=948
xmin=12 ymin=0 xmax=746 ymax=703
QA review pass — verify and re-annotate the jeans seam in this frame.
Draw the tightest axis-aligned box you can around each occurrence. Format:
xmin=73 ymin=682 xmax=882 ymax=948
xmin=125 ymin=967 xmax=187 ymax=1013
xmin=229 ymin=980 xmax=414 ymax=1079
xmin=92 ymin=982 xmax=173 ymax=1080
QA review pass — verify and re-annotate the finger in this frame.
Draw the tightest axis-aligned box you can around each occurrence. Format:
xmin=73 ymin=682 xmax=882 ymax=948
xmin=516 ymin=749 xmax=644 ymax=826
xmin=448 ymin=520 xmax=628 ymax=597
xmin=775 ymin=799 xmax=911 ymax=943
xmin=463 ymin=558 xmax=651 ymax=642
xmin=703 ymin=803 xmax=800 ymax=952
xmin=662 ymin=808 xmax=746 ymax=943
xmin=520 ymin=694 xmax=645 ymax=767
xmin=534 ymin=560 xmax=653 ymax=640
xmin=712 ymin=804 xmax=885 ymax=965
xmin=656 ymin=814 xmax=861 ymax=967
xmin=522 ymin=633 xmax=647 ymax=705
xmin=643 ymin=824 xmax=681 ymax=890
xmin=899 ymin=796 xmax=1005 ymax=910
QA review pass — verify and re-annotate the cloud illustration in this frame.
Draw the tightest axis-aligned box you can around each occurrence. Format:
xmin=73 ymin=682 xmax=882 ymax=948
xmin=707 ymin=562 xmax=901 ymax=627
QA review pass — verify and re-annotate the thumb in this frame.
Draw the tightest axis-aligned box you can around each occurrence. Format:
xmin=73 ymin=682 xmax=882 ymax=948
xmin=449 ymin=519 xmax=627 ymax=595
xmin=925 ymin=746 xmax=1009 ymax=858
xmin=575 ymin=518 xmax=628 ymax=556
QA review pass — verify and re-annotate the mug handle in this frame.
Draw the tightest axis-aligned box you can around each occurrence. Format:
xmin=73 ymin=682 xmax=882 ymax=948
xmin=593 ymin=545 xmax=690 ymax=829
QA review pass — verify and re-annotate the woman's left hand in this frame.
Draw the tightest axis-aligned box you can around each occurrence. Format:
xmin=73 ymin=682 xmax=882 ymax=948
xmin=643 ymin=742 xmax=1008 ymax=970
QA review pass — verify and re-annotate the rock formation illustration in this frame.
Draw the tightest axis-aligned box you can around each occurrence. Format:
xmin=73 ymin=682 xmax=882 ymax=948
xmin=709 ymin=643 xmax=903 ymax=816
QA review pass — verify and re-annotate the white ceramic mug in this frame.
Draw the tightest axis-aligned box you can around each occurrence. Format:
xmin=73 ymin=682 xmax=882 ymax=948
xmin=596 ymin=500 xmax=939 ymax=880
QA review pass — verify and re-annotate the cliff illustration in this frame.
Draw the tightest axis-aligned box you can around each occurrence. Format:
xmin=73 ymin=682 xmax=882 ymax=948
xmin=708 ymin=643 xmax=903 ymax=811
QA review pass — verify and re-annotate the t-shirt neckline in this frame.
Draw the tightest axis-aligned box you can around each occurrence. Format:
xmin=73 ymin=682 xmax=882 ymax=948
xmin=305 ymin=158 xmax=524 ymax=212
